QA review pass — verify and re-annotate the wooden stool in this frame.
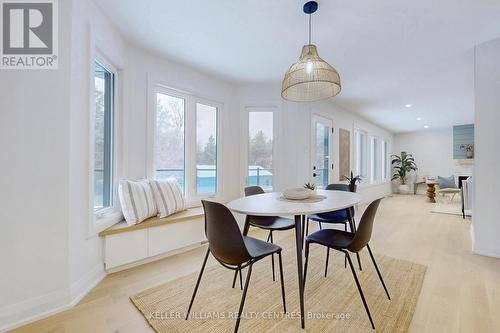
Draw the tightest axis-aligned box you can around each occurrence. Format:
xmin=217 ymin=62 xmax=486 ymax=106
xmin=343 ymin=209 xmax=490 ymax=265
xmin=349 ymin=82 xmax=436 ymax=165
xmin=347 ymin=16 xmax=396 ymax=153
xmin=426 ymin=181 xmax=437 ymax=203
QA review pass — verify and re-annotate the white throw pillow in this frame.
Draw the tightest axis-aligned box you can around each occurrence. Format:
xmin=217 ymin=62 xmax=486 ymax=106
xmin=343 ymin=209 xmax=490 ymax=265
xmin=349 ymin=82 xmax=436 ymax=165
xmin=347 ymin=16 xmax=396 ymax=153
xmin=118 ymin=180 xmax=157 ymax=225
xmin=150 ymin=178 xmax=186 ymax=218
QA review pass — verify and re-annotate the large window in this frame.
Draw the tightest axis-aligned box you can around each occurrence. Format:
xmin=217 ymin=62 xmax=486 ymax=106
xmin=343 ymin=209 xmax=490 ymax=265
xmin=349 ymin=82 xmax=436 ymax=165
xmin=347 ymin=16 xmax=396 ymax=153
xmin=354 ymin=130 xmax=367 ymax=181
xmin=154 ymin=93 xmax=186 ymax=193
xmin=371 ymin=137 xmax=380 ymax=182
xmin=248 ymin=111 xmax=274 ymax=190
xmin=153 ymin=87 xmax=220 ymax=199
xmin=93 ymin=61 xmax=114 ymax=211
xmin=196 ymin=103 xmax=218 ymax=195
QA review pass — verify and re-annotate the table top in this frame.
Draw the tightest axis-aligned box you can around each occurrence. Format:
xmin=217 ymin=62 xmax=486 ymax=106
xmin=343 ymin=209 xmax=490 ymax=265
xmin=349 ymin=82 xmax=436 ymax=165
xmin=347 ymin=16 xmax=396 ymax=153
xmin=227 ymin=190 xmax=361 ymax=216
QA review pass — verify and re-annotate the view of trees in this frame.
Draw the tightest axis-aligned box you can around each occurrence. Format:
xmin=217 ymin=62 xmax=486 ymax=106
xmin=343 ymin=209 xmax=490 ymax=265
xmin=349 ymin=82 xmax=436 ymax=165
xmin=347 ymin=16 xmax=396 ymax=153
xmin=249 ymin=130 xmax=273 ymax=169
xmin=155 ymin=94 xmax=185 ymax=171
xmin=94 ymin=76 xmax=105 ymax=172
xmin=197 ymin=135 xmax=216 ymax=165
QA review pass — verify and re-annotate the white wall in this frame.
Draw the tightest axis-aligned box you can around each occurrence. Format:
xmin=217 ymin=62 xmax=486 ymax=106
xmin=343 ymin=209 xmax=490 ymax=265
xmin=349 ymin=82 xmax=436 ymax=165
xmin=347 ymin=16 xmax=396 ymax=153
xmin=237 ymin=83 xmax=394 ymax=203
xmin=393 ymin=129 xmax=475 ymax=193
xmin=0 ymin=1 xmax=242 ymax=330
xmin=473 ymin=37 xmax=500 ymax=258
xmin=0 ymin=0 xmax=72 ymax=329
xmin=67 ymin=0 xmax=128 ymax=312
xmin=394 ymin=129 xmax=455 ymax=179
xmin=124 ymin=47 xmax=241 ymax=202
xmin=0 ymin=1 xmax=393 ymax=330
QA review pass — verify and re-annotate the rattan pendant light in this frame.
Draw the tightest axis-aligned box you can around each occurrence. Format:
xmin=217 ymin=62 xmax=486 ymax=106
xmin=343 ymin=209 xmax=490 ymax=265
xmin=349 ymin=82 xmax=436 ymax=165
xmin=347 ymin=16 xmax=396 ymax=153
xmin=281 ymin=1 xmax=341 ymax=102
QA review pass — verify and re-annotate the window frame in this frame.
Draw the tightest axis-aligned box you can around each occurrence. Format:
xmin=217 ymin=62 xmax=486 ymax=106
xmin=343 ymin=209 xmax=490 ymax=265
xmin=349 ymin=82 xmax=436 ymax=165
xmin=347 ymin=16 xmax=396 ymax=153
xmin=242 ymin=106 xmax=277 ymax=192
xmin=147 ymin=84 xmax=223 ymax=206
xmin=370 ymin=135 xmax=381 ymax=183
xmin=152 ymin=87 xmax=188 ymax=194
xmin=381 ymin=139 xmax=390 ymax=181
xmin=353 ymin=128 xmax=368 ymax=183
xmin=194 ymin=98 xmax=220 ymax=197
xmin=89 ymin=54 xmax=122 ymax=235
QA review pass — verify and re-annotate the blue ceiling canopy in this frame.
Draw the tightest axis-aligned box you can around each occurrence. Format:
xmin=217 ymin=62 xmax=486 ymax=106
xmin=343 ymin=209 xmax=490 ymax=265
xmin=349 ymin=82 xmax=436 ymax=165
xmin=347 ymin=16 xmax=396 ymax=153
xmin=303 ymin=1 xmax=318 ymax=15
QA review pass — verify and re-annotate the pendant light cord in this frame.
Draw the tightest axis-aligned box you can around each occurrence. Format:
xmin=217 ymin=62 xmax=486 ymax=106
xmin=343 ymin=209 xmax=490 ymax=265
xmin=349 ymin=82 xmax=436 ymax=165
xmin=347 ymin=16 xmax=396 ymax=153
xmin=308 ymin=12 xmax=312 ymax=45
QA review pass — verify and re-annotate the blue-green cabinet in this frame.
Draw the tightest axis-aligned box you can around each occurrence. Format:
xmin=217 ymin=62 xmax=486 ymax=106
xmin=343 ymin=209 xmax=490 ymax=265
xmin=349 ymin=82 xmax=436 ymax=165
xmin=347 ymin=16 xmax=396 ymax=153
xmin=453 ymin=124 xmax=474 ymax=159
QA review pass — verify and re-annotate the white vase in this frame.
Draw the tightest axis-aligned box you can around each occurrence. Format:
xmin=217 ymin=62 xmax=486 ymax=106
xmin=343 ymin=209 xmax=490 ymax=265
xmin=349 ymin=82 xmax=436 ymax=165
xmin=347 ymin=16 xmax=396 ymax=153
xmin=399 ymin=184 xmax=410 ymax=194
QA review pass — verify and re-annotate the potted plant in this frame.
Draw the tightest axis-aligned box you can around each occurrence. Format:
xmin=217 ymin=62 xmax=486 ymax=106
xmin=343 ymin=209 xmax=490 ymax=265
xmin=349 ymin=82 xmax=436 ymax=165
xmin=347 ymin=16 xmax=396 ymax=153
xmin=391 ymin=152 xmax=418 ymax=194
xmin=344 ymin=171 xmax=362 ymax=192
xmin=303 ymin=182 xmax=316 ymax=194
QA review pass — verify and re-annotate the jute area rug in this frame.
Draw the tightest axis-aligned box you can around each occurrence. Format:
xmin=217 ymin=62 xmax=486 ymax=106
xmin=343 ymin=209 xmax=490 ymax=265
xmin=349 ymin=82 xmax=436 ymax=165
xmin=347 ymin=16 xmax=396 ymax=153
xmin=131 ymin=233 xmax=426 ymax=332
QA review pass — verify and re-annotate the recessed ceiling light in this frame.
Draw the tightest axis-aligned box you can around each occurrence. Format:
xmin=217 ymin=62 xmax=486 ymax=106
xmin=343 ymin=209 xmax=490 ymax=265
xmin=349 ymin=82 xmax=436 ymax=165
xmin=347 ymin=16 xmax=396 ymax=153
xmin=416 ymin=117 xmax=422 ymax=121
xmin=424 ymin=125 xmax=429 ymax=129
xmin=405 ymin=104 xmax=412 ymax=108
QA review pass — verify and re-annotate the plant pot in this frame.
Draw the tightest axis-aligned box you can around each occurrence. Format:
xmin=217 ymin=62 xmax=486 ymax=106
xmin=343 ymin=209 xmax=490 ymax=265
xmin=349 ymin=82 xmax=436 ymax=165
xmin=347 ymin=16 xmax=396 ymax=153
xmin=349 ymin=184 xmax=357 ymax=193
xmin=466 ymin=150 xmax=473 ymax=159
xmin=399 ymin=184 xmax=410 ymax=194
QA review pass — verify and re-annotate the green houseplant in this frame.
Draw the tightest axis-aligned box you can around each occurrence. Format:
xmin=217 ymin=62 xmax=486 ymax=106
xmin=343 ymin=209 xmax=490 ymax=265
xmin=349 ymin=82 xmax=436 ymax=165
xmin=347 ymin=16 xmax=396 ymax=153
xmin=391 ymin=152 xmax=418 ymax=194
xmin=344 ymin=171 xmax=362 ymax=192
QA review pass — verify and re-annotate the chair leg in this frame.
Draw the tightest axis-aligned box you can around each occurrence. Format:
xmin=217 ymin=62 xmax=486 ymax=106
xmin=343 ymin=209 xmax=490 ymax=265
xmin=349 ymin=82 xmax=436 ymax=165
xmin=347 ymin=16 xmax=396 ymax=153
xmin=234 ymin=263 xmax=253 ymax=333
xmin=301 ymin=215 xmax=305 ymax=248
xmin=270 ymin=231 xmax=275 ymax=282
xmin=319 ymin=222 xmax=323 ymax=230
xmin=277 ymin=252 xmax=287 ymax=313
xmin=346 ymin=252 xmax=375 ymax=329
xmin=344 ymin=224 xmax=347 ymax=269
xmin=305 ymin=217 xmax=309 ymax=237
xmin=367 ymin=245 xmax=391 ymax=300
xmin=356 ymin=252 xmax=363 ymax=271
xmin=231 ymin=266 xmax=243 ymax=290
xmin=239 ymin=267 xmax=243 ymax=290
xmin=232 ymin=266 xmax=239 ymax=288
xmin=186 ymin=248 xmax=210 ymax=320
xmin=324 ymin=248 xmax=330 ymax=277
xmin=303 ymin=241 xmax=310 ymax=290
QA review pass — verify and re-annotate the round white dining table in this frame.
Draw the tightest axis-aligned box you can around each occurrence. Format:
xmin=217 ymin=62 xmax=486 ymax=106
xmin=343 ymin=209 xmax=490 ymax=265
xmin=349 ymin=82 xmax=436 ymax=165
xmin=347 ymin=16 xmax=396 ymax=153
xmin=226 ymin=189 xmax=361 ymax=329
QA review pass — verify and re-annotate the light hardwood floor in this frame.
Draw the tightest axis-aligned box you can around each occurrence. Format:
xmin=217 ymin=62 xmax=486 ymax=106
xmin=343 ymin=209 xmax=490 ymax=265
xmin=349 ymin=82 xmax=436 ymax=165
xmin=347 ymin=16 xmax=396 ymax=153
xmin=10 ymin=194 xmax=500 ymax=332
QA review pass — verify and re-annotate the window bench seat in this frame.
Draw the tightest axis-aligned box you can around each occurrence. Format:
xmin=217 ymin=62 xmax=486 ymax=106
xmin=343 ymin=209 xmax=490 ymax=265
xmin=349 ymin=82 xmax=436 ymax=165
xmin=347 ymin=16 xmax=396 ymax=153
xmin=99 ymin=207 xmax=206 ymax=272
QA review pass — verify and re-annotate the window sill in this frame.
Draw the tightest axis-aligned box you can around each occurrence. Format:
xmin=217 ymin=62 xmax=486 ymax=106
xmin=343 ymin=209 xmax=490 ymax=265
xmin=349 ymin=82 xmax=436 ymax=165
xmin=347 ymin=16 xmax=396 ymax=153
xmin=89 ymin=209 xmax=123 ymax=237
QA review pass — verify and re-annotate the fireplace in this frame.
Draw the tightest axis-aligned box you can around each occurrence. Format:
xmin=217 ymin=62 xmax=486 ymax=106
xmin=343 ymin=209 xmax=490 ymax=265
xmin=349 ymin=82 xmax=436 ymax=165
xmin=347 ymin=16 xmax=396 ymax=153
xmin=457 ymin=175 xmax=470 ymax=189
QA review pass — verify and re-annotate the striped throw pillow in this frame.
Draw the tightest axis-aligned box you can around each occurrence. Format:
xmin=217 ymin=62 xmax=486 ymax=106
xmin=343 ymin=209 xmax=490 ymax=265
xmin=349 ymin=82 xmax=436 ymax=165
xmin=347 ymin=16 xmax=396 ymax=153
xmin=150 ymin=178 xmax=186 ymax=218
xmin=118 ymin=180 xmax=157 ymax=225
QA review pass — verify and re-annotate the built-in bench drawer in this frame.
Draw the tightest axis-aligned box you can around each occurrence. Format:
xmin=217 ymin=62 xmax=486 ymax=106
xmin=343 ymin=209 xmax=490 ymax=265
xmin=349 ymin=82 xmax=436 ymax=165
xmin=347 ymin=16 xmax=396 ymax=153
xmin=100 ymin=207 xmax=205 ymax=271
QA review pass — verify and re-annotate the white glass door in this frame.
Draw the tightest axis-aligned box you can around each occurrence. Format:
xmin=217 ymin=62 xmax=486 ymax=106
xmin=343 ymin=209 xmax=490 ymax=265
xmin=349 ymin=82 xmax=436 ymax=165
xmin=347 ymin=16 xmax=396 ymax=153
xmin=311 ymin=115 xmax=333 ymax=189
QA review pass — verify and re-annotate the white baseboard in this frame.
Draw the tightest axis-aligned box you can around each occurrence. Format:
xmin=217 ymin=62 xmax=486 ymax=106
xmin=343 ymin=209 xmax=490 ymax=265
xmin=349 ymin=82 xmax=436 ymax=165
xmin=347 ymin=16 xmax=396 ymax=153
xmin=0 ymin=289 xmax=70 ymax=333
xmin=0 ymin=265 xmax=105 ymax=333
xmin=69 ymin=265 xmax=106 ymax=306
xmin=473 ymin=246 xmax=500 ymax=259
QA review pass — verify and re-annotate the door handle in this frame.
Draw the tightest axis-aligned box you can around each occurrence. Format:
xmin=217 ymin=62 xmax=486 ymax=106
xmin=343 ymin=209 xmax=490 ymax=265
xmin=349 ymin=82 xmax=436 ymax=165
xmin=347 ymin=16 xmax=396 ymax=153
xmin=313 ymin=173 xmax=317 ymax=177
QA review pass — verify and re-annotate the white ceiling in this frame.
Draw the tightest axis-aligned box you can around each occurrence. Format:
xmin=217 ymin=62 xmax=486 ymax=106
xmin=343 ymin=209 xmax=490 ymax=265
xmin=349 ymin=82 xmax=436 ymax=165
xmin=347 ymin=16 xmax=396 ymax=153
xmin=96 ymin=0 xmax=500 ymax=133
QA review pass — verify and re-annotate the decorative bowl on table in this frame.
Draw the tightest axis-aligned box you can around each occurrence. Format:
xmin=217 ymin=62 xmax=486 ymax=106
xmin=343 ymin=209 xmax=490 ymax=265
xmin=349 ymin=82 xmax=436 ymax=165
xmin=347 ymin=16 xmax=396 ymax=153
xmin=282 ymin=187 xmax=312 ymax=200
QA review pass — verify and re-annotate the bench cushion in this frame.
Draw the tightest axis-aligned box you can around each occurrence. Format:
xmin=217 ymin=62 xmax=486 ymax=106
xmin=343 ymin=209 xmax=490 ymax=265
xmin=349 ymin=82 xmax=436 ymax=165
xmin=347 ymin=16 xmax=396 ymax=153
xmin=118 ymin=180 xmax=157 ymax=225
xmin=150 ymin=179 xmax=185 ymax=218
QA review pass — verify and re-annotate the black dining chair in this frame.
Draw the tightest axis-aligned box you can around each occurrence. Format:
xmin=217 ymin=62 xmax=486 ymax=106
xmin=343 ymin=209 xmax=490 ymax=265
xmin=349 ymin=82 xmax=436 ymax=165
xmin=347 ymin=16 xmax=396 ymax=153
xmin=303 ymin=198 xmax=390 ymax=330
xmin=236 ymin=186 xmax=295 ymax=284
xmin=186 ymin=200 xmax=286 ymax=333
xmin=306 ymin=183 xmax=361 ymax=275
